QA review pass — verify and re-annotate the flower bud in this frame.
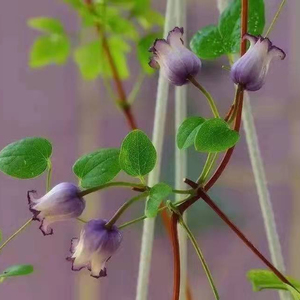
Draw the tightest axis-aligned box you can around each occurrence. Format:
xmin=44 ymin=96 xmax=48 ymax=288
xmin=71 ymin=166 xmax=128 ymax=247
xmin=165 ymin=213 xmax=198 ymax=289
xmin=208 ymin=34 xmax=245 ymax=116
xmin=28 ymin=182 xmax=85 ymax=235
xmin=149 ymin=27 xmax=201 ymax=86
xmin=230 ymin=34 xmax=286 ymax=91
xmin=67 ymin=219 xmax=122 ymax=278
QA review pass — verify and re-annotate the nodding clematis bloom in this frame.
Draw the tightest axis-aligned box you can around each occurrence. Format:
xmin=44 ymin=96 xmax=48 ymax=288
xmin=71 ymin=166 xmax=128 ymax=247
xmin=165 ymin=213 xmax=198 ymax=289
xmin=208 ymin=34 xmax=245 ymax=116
xmin=28 ymin=182 xmax=85 ymax=235
xmin=230 ymin=34 xmax=286 ymax=91
xmin=149 ymin=27 xmax=201 ymax=86
xmin=67 ymin=219 xmax=122 ymax=278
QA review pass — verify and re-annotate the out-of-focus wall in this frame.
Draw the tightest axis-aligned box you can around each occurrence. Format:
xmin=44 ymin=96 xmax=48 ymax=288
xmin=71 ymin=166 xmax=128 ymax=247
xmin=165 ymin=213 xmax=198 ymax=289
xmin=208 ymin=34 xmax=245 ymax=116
xmin=0 ymin=0 xmax=297 ymax=299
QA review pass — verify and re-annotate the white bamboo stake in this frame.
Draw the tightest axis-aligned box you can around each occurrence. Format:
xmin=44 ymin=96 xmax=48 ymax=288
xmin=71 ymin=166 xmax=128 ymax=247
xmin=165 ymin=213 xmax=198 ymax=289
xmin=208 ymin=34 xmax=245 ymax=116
xmin=242 ymin=94 xmax=288 ymax=300
xmin=174 ymin=0 xmax=188 ymax=299
xmin=135 ymin=1 xmax=175 ymax=299
xmin=217 ymin=2 xmax=287 ymax=299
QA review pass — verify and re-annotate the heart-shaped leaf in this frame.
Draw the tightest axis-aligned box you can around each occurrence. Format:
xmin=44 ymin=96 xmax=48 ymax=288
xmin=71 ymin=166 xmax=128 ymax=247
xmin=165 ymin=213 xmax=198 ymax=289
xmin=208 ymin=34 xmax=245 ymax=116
xmin=177 ymin=116 xmax=205 ymax=149
xmin=119 ymin=130 xmax=157 ymax=177
xmin=190 ymin=25 xmax=225 ymax=60
xmin=145 ymin=183 xmax=172 ymax=218
xmin=194 ymin=118 xmax=239 ymax=152
xmin=73 ymin=148 xmax=121 ymax=188
xmin=0 ymin=137 xmax=52 ymax=179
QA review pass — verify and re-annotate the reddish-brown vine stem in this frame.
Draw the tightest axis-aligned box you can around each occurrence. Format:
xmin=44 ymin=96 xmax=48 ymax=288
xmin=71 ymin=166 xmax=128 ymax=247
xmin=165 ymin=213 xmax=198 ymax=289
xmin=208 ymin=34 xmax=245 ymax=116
xmin=171 ymin=213 xmax=181 ymax=300
xmin=197 ymin=189 xmax=291 ymax=286
xmin=85 ymin=0 xmax=137 ymax=129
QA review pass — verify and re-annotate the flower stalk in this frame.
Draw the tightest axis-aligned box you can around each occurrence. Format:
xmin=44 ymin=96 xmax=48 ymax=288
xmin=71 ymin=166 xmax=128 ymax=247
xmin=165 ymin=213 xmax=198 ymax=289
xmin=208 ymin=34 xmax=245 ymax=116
xmin=105 ymin=192 xmax=149 ymax=229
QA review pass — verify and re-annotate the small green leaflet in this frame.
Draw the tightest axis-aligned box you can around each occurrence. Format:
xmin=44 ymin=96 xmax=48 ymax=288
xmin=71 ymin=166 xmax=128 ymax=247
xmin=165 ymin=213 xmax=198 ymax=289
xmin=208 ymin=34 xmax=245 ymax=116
xmin=74 ymin=37 xmax=130 ymax=80
xmin=0 ymin=137 xmax=52 ymax=179
xmin=119 ymin=130 xmax=157 ymax=177
xmin=0 ymin=265 xmax=34 ymax=281
xmin=27 ymin=17 xmax=64 ymax=35
xmin=177 ymin=116 xmax=205 ymax=150
xmin=29 ymin=35 xmax=70 ymax=68
xmin=194 ymin=118 xmax=239 ymax=152
xmin=136 ymin=10 xmax=164 ymax=30
xmin=145 ymin=183 xmax=172 ymax=218
xmin=106 ymin=8 xmax=139 ymax=41
xmin=28 ymin=17 xmax=70 ymax=68
xmin=137 ymin=32 xmax=162 ymax=75
xmin=247 ymin=269 xmax=300 ymax=299
xmin=190 ymin=0 xmax=265 ymax=59
xmin=73 ymin=148 xmax=121 ymax=188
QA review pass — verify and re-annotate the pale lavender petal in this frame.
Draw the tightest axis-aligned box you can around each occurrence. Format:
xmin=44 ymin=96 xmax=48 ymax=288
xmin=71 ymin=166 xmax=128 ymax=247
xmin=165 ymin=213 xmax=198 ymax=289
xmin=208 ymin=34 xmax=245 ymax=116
xmin=39 ymin=219 xmax=53 ymax=236
xmin=149 ymin=39 xmax=172 ymax=56
xmin=167 ymin=27 xmax=184 ymax=48
xmin=149 ymin=57 xmax=160 ymax=69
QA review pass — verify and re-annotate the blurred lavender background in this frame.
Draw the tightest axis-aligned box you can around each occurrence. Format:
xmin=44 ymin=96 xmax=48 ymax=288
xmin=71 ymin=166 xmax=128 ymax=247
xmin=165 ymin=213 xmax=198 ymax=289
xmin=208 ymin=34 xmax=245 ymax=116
xmin=0 ymin=0 xmax=298 ymax=299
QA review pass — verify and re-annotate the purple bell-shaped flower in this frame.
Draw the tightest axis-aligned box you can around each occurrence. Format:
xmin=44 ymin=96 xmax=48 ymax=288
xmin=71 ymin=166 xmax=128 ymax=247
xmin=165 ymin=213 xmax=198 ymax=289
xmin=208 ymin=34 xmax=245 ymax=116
xmin=67 ymin=219 xmax=122 ymax=278
xmin=230 ymin=34 xmax=286 ymax=91
xmin=149 ymin=27 xmax=201 ymax=86
xmin=28 ymin=182 xmax=85 ymax=235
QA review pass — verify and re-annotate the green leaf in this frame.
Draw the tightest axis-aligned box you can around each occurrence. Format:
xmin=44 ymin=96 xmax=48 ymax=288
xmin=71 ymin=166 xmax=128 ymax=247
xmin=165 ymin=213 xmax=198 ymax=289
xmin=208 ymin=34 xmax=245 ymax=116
xmin=137 ymin=33 xmax=161 ymax=74
xmin=130 ymin=0 xmax=150 ymax=16
xmin=74 ymin=37 xmax=130 ymax=80
xmin=0 ymin=265 xmax=34 ymax=278
xmin=73 ymin=148 xmax=121 ymax=188
xmin=29 ymin=35 xmax=70 ymax=68
xmin=194 ymin=118 xmax=239 ymax=152
xmin=177 ymin=116 xmax=206 ymax=149
xmin=137 ymin=10 xmax=164 ymax=29
xmin=0 ymin=137 xmax=52 ymax=179
xmin=107 ymin=12 xmax=138 ymax=40
xmin=74 ymin=41 xmax=102 ymax=80
xmin=218 ymin=0 xmax=265 ymax=53
xmin=119 ymin=130 xmax=157 ymax=177
xmin=190 ymin=0 xmax=265 ymax=59
xmin=63 ymin=0 xmax=85 ymax=9
xmin=145 ymin=183 xmax=172 ymax=218
xmin=247 ymin=269 xmax=300 ymax=292
xmin=286 ymin=286 xmax=300 ymax=300
xmin=190 ymin=25 xmax=226 ymax=60
xmin=27 ymin=17 xmax=64 ymax=34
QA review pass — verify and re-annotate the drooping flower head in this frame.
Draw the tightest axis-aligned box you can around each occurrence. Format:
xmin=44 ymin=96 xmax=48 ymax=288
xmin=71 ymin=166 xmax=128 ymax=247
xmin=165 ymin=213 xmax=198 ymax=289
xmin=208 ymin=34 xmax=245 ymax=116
xmin=67 ymin=219 xmax=122 ymax=278
xmin=28 ymin=182 xmax=85 ymax=235
xmin=230 ymin=34 xmax=286 ymax=91
xmin=149 ymin=27 xmax=201 ymax=86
